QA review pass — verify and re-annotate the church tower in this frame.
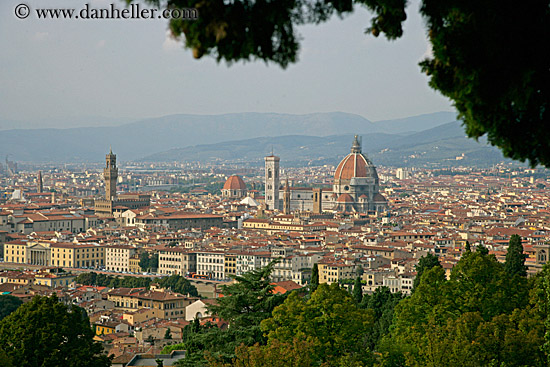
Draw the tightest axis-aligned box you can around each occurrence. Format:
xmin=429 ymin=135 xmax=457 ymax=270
xmin=264 ymin=154 xmax=280 ymax=210
xmin=104 ymin=148 xmax=118 ymax=200
xmin=283 ymin=177 xmax=291 ymax=214
xmin=37 ymin=171 xmax=43 ymax=193
xmin=313 ymin=188 xmax=322 ymax=214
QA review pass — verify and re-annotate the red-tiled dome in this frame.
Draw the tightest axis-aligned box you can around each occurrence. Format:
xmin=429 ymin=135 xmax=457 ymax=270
xmin=223 ymin=175 xmax=246 ymax=190
xmin=373 ymin=193 xmax=387 ymax=202
xmin=337 ymin=193 xmax=354 ymax=203
xmin=334 ymin=135 xmax=377 ymax=181
xmin=334 ymin=153 xmax=370 ymax=181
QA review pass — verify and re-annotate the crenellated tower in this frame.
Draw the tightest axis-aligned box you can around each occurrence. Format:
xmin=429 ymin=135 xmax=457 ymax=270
xmin=37 ymin=171 xmax=43 ymax=193
xmin=104 ymin=147 xmax=118 ymax=200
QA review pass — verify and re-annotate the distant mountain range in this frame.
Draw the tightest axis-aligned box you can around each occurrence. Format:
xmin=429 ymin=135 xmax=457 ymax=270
xmin=0 ymin=111 xmax=508 ymax=167
xmin=143 ymin=121 xmax=508 ymax=167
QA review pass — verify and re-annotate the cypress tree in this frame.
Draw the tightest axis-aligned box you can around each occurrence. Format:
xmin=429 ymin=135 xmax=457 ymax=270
xmin=311 ymin=263 xmax=319 ymax=293
xmin=353 ymin=276 xmax=363 ymax=304
xmin=505 ymin=234 xmax=527 ymax=277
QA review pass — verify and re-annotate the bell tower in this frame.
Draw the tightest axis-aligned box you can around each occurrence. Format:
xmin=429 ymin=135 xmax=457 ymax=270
xmin=264 ymin=154 xmax=280 ymax=210
xmin=283 ymin=177 xmax=291 ymax=215
xmin=37 ymin=171 xmax=43 ymax=193
xmin=313 ymin=188 xmax=322 ymax=214
xmin=104 ymin=147 xmax=118 ymax=200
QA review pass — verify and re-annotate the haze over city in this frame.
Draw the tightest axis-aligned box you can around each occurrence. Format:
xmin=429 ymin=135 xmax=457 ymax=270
xmin=1 ymin=0 xmax=453 ymax=128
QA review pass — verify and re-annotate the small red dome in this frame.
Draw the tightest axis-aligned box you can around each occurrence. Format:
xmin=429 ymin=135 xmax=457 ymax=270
xmin=337 ymin=193 xmax=354 ymax=203
xmin=223 ymin=175 xmax=246 ymax=190
xmin=373 ymin=193 xmax=387 ymax=202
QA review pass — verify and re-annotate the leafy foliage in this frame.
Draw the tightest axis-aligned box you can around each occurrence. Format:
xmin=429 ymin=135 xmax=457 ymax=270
xmin=505 ymin=234 xmax=527 ymax=277
xmin=419 ymin=0 xmax=550 ymax=167
xmin=74 ymin=272 xmax=199 ymax=297
xmin=206 ymin=338 xmax=318 ymax=367
xmin=352 ymin=275 xmax=363 ymax=304
xmin=0 ymin=347 xmax=13 ymax=367
xmin=0 ymin=295 xmax=22 ymax=321
xmin=259 ymin=283 xmax=375 ymax=365
xmin=360 ymin=286 xmax=403 ymax=349
xmin=139 ymin=252 xmax=159 ymax=271
xmin=310 ymin=263 xmax=319 ymax=293
xmin=165 ymin=261 xmax=286 ymax=365
xmin=412 ymin=253 xmax=441 ymax=291
xmin=381 ymin=250 xmax=537 ymax=366
xmin=208 ymin=261 xmax=285 ymax=329
xmin=132 ymin=0 xmax=405 ymax=69
xmin=132 ymin=0 xmax=550 ymax=167
xmin=0 ymin=295 xmax=111 ymax=367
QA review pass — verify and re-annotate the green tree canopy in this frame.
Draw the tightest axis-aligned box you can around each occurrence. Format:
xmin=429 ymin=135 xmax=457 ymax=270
xmin=382 ymin=250 xmax=535 ymax=366
xmin=310 ymin=263 xmax=319 ymax=293
xmin=0 ymin=347 xmax=13 ymax=367
xmin=360 ymin=286 xmax=403 ymax=349
xmin=412 ymin=253 xmax=441 ymax=291
xmin=157 ymin=274 xmax=199 ymax=297
xmin=133 ymin=0 xmax=549 ymax=167
xmin=207 ymin=261 xmax=285 ymax=329
xmin=207 ymin=338 xmax=318 ymax=367
xmin=74 ymin=272 xmax=198 ymax=297
xmin=139 ymin=251 xmax=150 ymax=271
xmin=505 ymin=234 xmax=527 ymax=277
xmin=165 ymin=261 xmax=286 ymax=365
xmin=352 ymin=275 xmax=363 ymax=304
xmin=0 ymin=295 xmax=111 ymax=367
xmin=139 ymin=252 xmax=159 ymax=272
xmin=0 ymin=295 xmax=23 ymax=321
xmin=260 ymin=283 xmax=375 ymax=365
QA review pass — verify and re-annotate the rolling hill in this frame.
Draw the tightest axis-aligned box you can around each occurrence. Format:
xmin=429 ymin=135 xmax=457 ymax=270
xmin=142 ymin=121 xmax=508 ymax=167
xmin=0 ymin=111 xmax=457 ymax=163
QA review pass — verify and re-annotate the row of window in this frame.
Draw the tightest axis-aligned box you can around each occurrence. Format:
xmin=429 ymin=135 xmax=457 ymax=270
xmin=198 ymin=257 xmax=222 ymax=264
xmin=198 ymin=264 xmax=223 ymax=271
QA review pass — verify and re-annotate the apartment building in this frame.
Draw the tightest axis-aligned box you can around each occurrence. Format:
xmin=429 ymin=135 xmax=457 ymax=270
xmin=105 ymin=245 xmax=136 ymax=272
xmin=318 ymin=261 xmax=355 ymax=285
xmin=106 ymin=287 xmax=194 ymax=319
xmin=51 ymin=243 xmax=106 ymax=268
xmin=158 ymin=248 xmax=196 ymax=275
xmin=196 ymin=250 xmax=225 ymax=280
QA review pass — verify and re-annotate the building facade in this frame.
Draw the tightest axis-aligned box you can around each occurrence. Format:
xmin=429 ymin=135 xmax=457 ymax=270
xmin=264 ymin=155 xmax=280 ymax=210
xmin=105 ymin=245 xmax=136 ymax=272
xmin=158 ymin=248 xmax=196 ymax=275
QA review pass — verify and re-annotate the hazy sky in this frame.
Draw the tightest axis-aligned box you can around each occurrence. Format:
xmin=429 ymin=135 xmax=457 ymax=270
xmin=0 ymin=0 xmax=454 ymax=127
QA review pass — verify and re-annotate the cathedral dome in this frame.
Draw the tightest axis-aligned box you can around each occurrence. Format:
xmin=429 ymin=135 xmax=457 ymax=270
xmin=334 ymin=135 xmax=377 ymax=181
xmin=336 ymin=193 xmax=354 ymax=203
xmin=373 ymin=193 xmax=387 ymax=202
xmin=223 ymin=175 xmax=247 ymax=191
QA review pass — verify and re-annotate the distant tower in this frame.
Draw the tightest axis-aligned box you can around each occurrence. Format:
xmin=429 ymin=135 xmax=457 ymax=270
xmin=104 ymin=147 xmax=118 ymax=200
xmin=313 ymin=188 xmax=322 ymax=214
xmin=283 ymin=177 xmax=291 ymax=215
xmin=264 ymin=154 xmax=280 ymax=210
xmin=37 ymin=171 xmax=43 ymax=193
